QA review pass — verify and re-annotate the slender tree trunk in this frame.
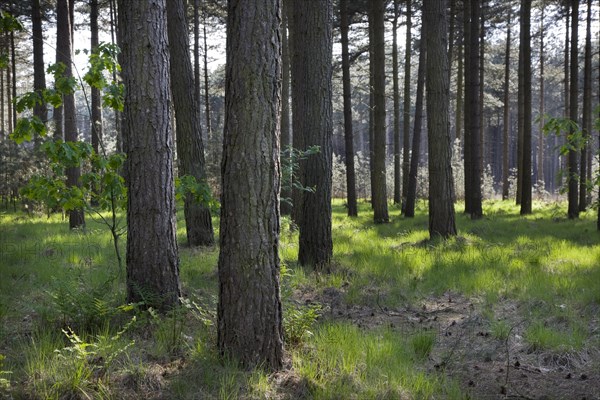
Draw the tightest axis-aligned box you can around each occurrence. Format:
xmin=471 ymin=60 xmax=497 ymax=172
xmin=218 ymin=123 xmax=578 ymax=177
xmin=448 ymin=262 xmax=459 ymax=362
xmin=448 ymin=0 xmax=456 ymax=83
xmin=456 ymin=35 xmax=464 ymax=144
xmin=6 ymin=36 xmax=12 ymax=135
xmin=567 ymin=0 xmax=579 ymax=219
xmin=401 ymin=0 xmax=412 ymax=212
xmin=502 ymin=10 xmax=511 ymax=200
xmin=293 ymin=1 xmax=334 ymax=268
xmin=424 ymin=0 xmax=457 ymax=238
xmin=203 ymin=5 xmax=211 ymax=137
xmin=520 ymin=0 xmax=532 ymax=215
xmin=32 ymin=0 xmax=47 ymax=125
xmin=167 ymin=0 xmax=215 ymax=247
xmin=194 ymin=0 xmax=201 ymax=108
xmin=108 ymin=0 xmax=122 ymax=153
xmin=479 ymin=1 xmax=485 ymax=175
xmin=369 ymin=0 xmax=389 ymax=224
xmin=119 ymin=0 xmax=181 ymax=309
xmin=218 ymin=0 xmax=283 ymax=370
xmin=340 ymin=0 xmax=357 ymax=217
xmin=392 ymin=0 xmax=401 ymax=205
xmin=404 ymin=20 xmax=426 ymax=219
xmin=0 ymin=61 xmax=4 ymax=133
xmin=10 ymin=31 xmax=16 ymax=131
xmin=538 ymin=4 xmax=545 ymax=190
xmin=464 ymin=0 xmax=483 ymax=218
xmin=91 ymin=0 xmax=102 ymax=157
xmin=280 ymin=0 xmax=292 ymax=216
xmin=579 ymin=0 xmax=592 ymax=212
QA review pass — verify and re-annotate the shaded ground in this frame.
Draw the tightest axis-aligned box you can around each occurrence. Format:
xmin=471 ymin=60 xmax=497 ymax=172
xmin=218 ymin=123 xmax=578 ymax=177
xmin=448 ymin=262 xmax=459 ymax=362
xmin=294 ymin=286 xmax=600 ymax=400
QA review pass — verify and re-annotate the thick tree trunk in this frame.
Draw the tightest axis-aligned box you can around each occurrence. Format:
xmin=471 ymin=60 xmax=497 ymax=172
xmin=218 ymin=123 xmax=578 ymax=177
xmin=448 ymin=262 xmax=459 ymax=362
xmin=218 ymin=0 xmax=283 ymax=370
xmin=520 ymin=0 xmax=532 ymax=215
xmin=369 ymin=0 xmax=389 ymax=224
xmin=424 ymin=0 xmax=457 ymax=238
xmin=401 ymin=0 xmax=412 ymax=212
xmin=32 ymin=0 xmax=47 ymax=125
xmin=579 ymin=0 xmax=592 ymax=212
xmin=404 ymin=20 xmax=425 ymax=219
xmin=167 ymin=0 xmax=214 ymax=247
xmin=293 ymin=1 xmax=334 ymax=267
xmin=340 ymin=0 xmax=358 ymax=217
xmin=567 ymin=0 xmax=579 ymax=219
xmin=119 ymin=0 xmax=181 ymax=309
xmin=392 ymin=0 xmax=401 ymax=205
xmin=502 ymin=10 xmax=511 ymax=200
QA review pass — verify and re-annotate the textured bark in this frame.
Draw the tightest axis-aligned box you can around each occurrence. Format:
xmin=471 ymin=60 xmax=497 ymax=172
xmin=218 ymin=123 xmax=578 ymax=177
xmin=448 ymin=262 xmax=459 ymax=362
xmin=10 ymin=31 xmax=16 ymax=132
xmin=464 ymin=0 xmax=482 ymax=218
xmin=6 ymin=34 xmax=12 ymax=134
xmin=91 ymin=0 xmax=102 ymax=157
xmin=292 ymin=1 xmax=334 ymax=267
xmin=401 ymin=0 xmax=412 ymax=212
xmin=218 ymin=0 xmax=283 ymax=370
xmin=369 ymin=0 xmax=389 ymax=224
xmin=392 ymin=0 xmax=401 ymax=205
xmin=167 ymin=0 xmax=214 ymax=247
xmin=567 ymin=0 xmax=579 ymax=219
xmin=579 ymin=0 xmax=592 ymax=212
xmin=119 ymin=0 xmax=181 ymax=309
xmin=455 ymin=35 xmax=464 ymax=143
xmin=57 ymin=0 xmax=85 ymax=229
xmin=519 ymin=0 xmax=532 ymax=215
xmin=501 ymin=11 xmax=511 ymax=200
xmin=478 ymin=2 xmax=485 ymax=174
xmin=424 ymin=0 xmax=457 ymax=239
xmin=340 ymin=0 xmax=358 ymax=217
xmin=108 ymin=0 xmax=122 ymax=153
xmin=202 ymin=6 xmax=211 ymax=137
xmin=194 ymin=0 xmax=201 ymax=107
xmin=404 ymin=21 xmax=425 ymax=219
xmin=32 ymin=0 xmax=47 ymax=124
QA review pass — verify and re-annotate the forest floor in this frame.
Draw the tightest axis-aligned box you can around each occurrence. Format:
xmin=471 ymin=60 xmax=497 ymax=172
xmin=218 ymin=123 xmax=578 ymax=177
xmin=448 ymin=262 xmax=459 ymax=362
xmin=0 ymin=200 xmax=599 ymax=399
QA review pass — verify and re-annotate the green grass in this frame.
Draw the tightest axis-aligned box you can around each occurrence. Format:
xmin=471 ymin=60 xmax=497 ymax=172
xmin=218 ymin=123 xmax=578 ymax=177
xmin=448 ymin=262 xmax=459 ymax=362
xmin=1 ymin=199 xmax=599 ymax=399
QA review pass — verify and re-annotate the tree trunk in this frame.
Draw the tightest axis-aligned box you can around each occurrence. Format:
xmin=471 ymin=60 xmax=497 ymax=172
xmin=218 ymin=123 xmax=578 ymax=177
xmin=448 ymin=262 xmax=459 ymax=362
xmin=91 ymin=0 xmax=102 ymax=157
xmin=293 ymin=0 xmax=334 ymax=267
xmin=424 ymin=0 xmax=457 ymax=238
xmin=340 ymin=0 xmax=358 ymax=217
xmin=404 ymin=20 xmax=425 ymax=219
xmin=369 ymin=0 xmax=389 ymax=224
xmin=456 ymin=34 xmax=464 ymax=144
xmin=478 ymin=1 xmax=485 ymax=175
xmin=280 ymin=0 xmax=292 ymax=216
xmin=464 ymin=0 xmax=482 ymax=218
xmin=167 ymin=0 xmax=214 ymax=247
xmin=6 ymin=34 xmax=12 ymax=135
xmin=194 ymin=0 xmax=201 ymax=108
xmin=10 ymin=31 xmax=16 ymax=132
xmin=538 ymin=4 xmax=545 ymax=190
xmin=567 ymin=0 xmax=579 ymax=219
xmin=119 ymin=0 xmax=181 ymax=309
xmin=579 ymin=0 xmax=592 ymax=212
xmin=520 ymin=0 xmax=532 ymax=215
xmin=109 ymin=0 xmax=122 ymax=153
xmin=57 ymin=0 xmax=85 ymax=229
xmin=392 ymin=0 xmax=401 ymax=205
xmin=218 ymin=0 xmax=283 ymax=370
xmin=401 ymin=0 xmax=412 ymax=212
xmin=502 ymin=9 xmax=511 ymax=200
xmin=202 ymin=5 xmax=211 ymax=137
xmin=32 ymin=0 xmax=47 ymax=125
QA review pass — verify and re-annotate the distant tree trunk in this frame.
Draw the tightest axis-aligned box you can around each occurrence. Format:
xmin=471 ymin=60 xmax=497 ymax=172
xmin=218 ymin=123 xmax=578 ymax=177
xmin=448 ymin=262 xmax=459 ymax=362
xmin=369 ymin=0 xmax=389 ymax=224
xmin=340 ymin=0 xmax=357 ymax=216
xmin=119 ymin=0 xmax=181 ymax=309
xmin=448 ymin=0 xmax=456 ymax=83
xmin=108 ymin=0 xmax=122 ymax=152
xmin=478 ymin=1 xmax=485 ymax=174
xmin=392 ymin=0 xmax=401 ymax=205
xmin=401 ymin=0 xmax=412 ymax=212
xmin=1 ymin=61 xmax=4 ymax=133
xmin=57 ymin=0 xmax=85 ymax=229
xmin=502 ymin=10 xmax=511 ymax=200
xmin=516 ymin=15 xmax=524 ymax=206
xmin=293 ymin=1 xmax=334 ymax=268
xmin=456 ymin=34 xmax=464 ymax=143
xmin=404 ymin=20 xmax=425 ymax=219
xmin=280 ymin=0 xmax=292 ymax=216
xmin=202 ymin=5 xmax=211 ymax=137
xmin=167 ymin=0 xmax=214 ymax=247
xmin=579 ymin=0 xmax=592 ymax=212
xmin=218 ymin=0 xmax=283 ymax=370
xmin=10 ymin=31 xmax=16 ymax=131
xmin=424 ymin=0 xmax=457 ymax=238
xmin=463 ymin=0 xmax=482 ymax=218
xmin=32 ymin=0 xmax=47 ymax=125
xmin=91 ymin=0 xmax=102 ymax=157
xmin=6 ymin=35 xmax=12 ymax=135
xmin=567 ymin=0 xmax=579 ymax=219
xmin=538 ymin=4 xmax=544 ymax=190
xmin=519 ymin=0 xmax=532 ymax=215
xmin=194 ymin=0 xmax=201 ymax=108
